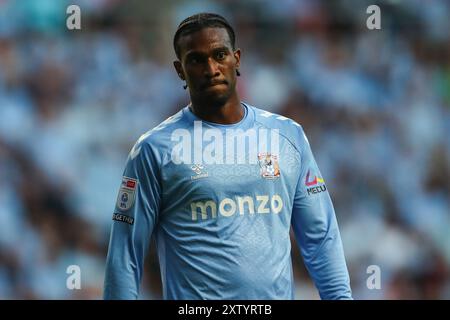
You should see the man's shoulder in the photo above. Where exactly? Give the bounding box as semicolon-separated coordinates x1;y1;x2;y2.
127;108;189;161
135;108;187;147
246;103;305;140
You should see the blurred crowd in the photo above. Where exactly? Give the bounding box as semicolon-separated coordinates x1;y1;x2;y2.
0;0;449;299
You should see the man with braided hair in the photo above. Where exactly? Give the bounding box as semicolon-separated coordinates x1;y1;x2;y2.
104;12;352;300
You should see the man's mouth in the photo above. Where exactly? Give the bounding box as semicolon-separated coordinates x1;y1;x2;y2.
203;80;227;89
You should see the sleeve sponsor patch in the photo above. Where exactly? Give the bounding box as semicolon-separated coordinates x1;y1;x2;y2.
305;169;327;195
112;213;134;225
116;177;138;211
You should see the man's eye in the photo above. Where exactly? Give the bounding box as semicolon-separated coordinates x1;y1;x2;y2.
216;51;226;60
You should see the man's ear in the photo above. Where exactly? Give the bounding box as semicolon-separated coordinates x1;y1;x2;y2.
173;60;185;80
233;48;241;69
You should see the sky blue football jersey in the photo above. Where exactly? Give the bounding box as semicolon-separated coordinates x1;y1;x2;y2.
104;102;352;300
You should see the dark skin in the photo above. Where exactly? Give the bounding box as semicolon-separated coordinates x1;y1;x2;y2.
174;27;242;124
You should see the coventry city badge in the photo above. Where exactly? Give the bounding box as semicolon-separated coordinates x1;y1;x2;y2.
258;153;280;179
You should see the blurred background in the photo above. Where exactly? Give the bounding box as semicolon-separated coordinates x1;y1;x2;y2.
0;0;449;299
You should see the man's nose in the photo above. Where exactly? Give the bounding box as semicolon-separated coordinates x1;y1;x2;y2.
204;57;220;77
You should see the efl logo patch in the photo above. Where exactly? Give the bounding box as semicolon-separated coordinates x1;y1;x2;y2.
258;153;280;179
116;176;138;211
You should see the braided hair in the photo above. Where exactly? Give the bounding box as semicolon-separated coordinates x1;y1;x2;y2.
173;13;236;59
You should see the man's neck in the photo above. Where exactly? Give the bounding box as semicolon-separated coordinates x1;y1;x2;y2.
190;94;244;125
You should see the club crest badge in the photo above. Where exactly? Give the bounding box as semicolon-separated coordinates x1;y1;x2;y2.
258;153;280;179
